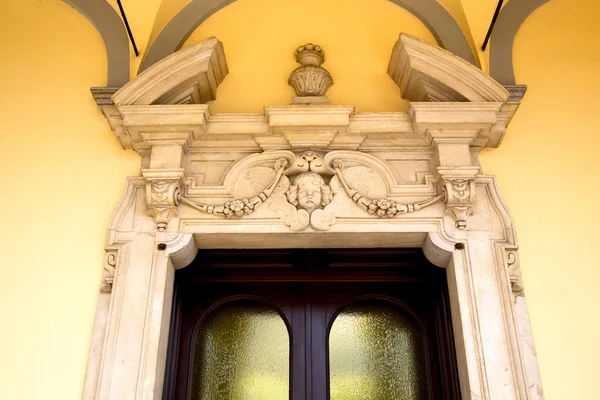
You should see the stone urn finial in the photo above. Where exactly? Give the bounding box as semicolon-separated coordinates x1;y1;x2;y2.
288;43;333;100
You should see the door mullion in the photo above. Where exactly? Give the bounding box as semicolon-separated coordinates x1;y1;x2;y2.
292;284;308;400
305;283;312;400
310;283;329;400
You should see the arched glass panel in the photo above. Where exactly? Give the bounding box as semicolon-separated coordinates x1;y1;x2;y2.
329;300;430;400
190;300;289;400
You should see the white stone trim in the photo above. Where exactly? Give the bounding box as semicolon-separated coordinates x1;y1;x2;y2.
83;35;544;399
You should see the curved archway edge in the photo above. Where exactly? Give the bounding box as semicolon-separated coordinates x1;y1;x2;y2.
489;0;551;85
62;0;130;86
141;0;476;71
61;0;547;92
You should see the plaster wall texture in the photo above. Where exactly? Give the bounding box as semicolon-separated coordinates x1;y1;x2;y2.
0;0;598;399
0;2;139;399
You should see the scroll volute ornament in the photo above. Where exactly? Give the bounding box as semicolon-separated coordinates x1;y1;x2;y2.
506;250;524;297
442;178;475;230
288;44;333;97
146;180;181;231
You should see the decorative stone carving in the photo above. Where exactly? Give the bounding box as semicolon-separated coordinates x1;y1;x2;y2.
113;37;228;106
388;33;509;103
179;151;443;232
442;177;476;230
332;159;444;218
180;158;288;218
86;33;546;400
507;249;524;297
288;43;333;97
146;180;181;231
269;170;334;232
100;250;118;293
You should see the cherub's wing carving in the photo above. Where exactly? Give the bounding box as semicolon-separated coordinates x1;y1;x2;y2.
310;209;335;231
342;166;378;197
309;176;356;231
272;174;291;195
266;176;309;231
237;167;278;197
268;193;310;231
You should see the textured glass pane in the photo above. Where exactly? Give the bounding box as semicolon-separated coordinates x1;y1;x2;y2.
329;300;430;400
191;300;289;400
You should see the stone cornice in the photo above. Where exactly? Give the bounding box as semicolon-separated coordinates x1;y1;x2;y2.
95;34;522;153
104;103;507;153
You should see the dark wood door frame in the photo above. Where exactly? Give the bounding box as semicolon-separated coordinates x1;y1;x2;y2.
163;249;461;400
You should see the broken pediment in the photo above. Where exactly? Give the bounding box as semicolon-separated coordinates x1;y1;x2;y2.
113;37;228;106
388;33;509;103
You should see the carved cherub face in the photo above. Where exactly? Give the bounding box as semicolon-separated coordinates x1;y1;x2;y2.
287;172;332;212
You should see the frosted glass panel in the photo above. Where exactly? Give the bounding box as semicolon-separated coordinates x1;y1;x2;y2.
329;300;430;400
191;300;289;400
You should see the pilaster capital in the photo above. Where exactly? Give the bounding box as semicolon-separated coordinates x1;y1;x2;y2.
409;102;504;148
119;105;210;153
142;169;186;231
437;166;479;230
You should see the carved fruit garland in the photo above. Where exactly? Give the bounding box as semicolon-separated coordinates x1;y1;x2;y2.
180;158;288;217
331;160;444;217
178;154;444;227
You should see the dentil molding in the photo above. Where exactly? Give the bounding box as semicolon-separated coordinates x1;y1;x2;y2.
84;34;544;400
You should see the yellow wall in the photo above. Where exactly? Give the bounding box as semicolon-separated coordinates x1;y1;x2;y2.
182;0;436;113
480;0;600;397
0;1;147;398
0;0;598;398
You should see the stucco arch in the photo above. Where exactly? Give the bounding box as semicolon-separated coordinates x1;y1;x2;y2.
141;0;476;71
62;0;130;86
489;0;551;85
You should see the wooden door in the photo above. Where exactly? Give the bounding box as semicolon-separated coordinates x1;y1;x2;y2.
163;249;460;400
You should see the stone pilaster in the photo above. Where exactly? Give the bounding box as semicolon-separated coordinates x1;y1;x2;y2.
409;103;501;230
116;105;210;231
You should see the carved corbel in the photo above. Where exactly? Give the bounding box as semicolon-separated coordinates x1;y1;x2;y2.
506;249;524;297
436;164;479;230
442;177;476;230
100;249;118;293
145;179;181;231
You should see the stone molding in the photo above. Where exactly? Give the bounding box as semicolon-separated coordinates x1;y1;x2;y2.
83;35;544;400
113;37;228;106
505;84;528;102
389;33;509;103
